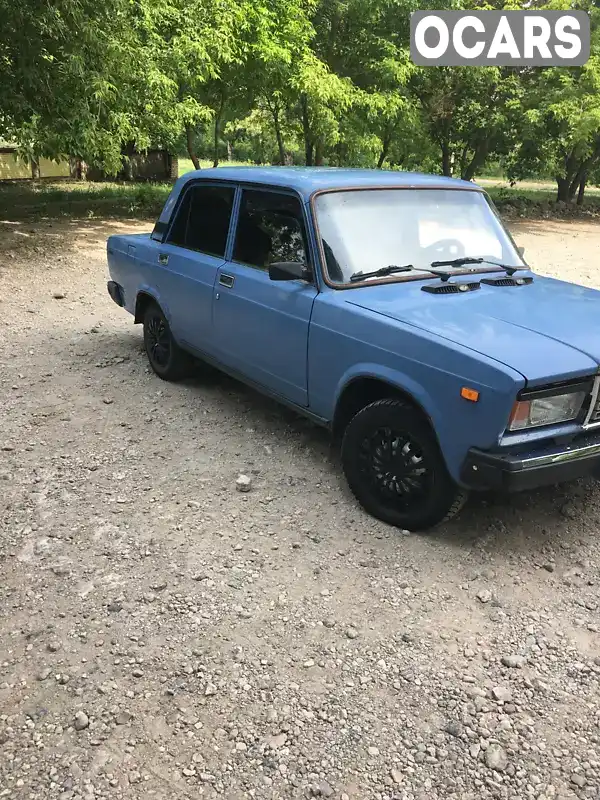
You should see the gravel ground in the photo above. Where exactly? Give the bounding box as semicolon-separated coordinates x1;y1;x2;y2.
2;216;600;800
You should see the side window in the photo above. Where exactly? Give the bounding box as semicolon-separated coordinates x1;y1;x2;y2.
233;189;308;270
166;184;234;258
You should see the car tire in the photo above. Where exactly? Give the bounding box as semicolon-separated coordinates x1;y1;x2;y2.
341;398;467;532
143;303;192;382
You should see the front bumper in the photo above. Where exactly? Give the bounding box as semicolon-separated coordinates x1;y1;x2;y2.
462;433;600;492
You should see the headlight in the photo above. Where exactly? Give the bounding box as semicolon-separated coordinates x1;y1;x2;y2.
508;390;586;431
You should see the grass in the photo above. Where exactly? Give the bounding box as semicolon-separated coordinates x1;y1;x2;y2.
178;158;253;175
0;158;253;221
478;176;600;215
2;170;600;223
484;183;600;217
0;180;172;222
478;175;600;196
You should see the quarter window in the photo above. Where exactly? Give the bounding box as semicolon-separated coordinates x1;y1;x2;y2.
233;189;308;270
166;184;234;258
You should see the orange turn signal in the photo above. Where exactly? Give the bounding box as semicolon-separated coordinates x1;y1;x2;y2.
461;387;480;402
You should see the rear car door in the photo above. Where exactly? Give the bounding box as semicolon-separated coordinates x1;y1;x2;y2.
212;187;318;407
154;182;235;354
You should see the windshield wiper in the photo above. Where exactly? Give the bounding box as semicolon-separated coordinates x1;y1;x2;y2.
349;257;525;285
430;257;524;276
349;263;413;283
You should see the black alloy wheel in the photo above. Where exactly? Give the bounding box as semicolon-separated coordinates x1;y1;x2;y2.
146;313;171;369
341;398;467;531
143;303;192;381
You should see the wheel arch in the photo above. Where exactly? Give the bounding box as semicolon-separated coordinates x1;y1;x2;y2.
134;288;167;324
331;370;440;448
338;390;467;531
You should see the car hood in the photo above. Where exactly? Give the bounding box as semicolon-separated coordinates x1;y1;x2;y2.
346;273;600;384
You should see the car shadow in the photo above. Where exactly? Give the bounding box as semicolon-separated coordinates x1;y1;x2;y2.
87;327;334;453
71;329;600;553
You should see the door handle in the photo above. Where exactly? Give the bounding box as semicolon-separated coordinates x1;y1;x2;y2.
219;273;235;289
158;253;169;266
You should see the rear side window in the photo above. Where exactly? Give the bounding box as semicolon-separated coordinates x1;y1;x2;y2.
166;184;235;258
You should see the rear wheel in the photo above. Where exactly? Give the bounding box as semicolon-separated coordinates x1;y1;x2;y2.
341;398;467;531
143;303;192;381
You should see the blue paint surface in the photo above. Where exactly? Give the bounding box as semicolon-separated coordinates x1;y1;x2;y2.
107;167;600;486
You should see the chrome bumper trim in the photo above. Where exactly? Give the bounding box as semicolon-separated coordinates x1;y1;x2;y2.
518;440;600;469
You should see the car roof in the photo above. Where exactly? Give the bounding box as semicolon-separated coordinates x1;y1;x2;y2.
182;166;477;195
156;167;482;228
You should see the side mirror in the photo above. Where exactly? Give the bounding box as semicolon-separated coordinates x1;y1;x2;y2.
517;246;525;257
268;261;312;282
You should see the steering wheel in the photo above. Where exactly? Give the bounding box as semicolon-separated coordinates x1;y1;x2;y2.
422;238;466;261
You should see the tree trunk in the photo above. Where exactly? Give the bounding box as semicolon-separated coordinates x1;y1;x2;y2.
300;95;313;166
461;141;489;182
577;173;587;205
31;159;40;180
569;156;598;203
186;125;200;170
213;89;227;168
571;140;600;204
441;142;452;177
274;115;286;165
213;117;220;168
556;148;580;202
377;132;392;169
75;159;87;180
556;176;571;203
568;169;583;201
265;97;286;165
458;142;469;180
314;141;324;166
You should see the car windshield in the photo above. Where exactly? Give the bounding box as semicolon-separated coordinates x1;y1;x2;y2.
314;188;525;285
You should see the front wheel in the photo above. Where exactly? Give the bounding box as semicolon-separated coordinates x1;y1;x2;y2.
341;398;467;531
143;303;192;381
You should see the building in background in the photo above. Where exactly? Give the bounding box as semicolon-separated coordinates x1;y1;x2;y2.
77;149;178;182
0;141;71;180
0;142;177;182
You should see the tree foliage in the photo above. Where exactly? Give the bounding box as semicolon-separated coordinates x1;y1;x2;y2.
1;0;599;201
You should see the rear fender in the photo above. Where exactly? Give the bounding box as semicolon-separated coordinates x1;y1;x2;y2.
134;285;173;327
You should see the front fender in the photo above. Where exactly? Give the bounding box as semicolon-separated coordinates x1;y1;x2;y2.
330;361;520;486
333;361;443;435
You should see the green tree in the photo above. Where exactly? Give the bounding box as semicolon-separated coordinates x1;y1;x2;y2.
412;66;524;179
0;0;150;172
508;57;600;202
300;0;415;167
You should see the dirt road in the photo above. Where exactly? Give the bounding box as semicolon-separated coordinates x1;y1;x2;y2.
1;217;600;800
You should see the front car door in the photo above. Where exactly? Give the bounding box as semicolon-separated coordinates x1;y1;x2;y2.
154;181;235;354
212;187;318;407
